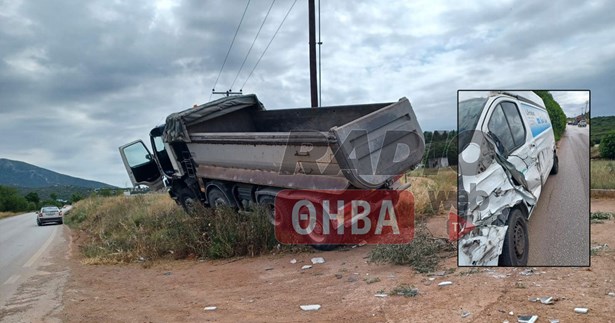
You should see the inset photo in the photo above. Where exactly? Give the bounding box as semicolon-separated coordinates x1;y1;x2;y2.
457;90;590;266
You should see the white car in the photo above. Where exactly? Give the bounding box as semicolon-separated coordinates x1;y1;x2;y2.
458;91;558;266
37;206;63;226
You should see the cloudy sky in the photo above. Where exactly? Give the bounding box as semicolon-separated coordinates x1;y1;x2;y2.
1;0;613;187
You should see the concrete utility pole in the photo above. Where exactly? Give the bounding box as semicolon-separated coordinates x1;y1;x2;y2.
308;0;318;108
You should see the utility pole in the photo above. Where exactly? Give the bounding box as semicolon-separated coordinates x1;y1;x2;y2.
308;0;318;108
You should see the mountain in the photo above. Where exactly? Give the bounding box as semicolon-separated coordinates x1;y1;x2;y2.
0;158;116;189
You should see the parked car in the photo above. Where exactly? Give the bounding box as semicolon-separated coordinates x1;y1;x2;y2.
458;91;558;266
36;206;63;226
578;120;587;127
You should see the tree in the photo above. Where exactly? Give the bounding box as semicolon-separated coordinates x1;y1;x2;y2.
71;193;83;203
533;91;567;141
50;192;58;201
0;186;29;212
25;192;40;205
599;132;615;159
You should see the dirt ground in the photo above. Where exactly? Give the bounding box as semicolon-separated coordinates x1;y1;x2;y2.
54;199;615;323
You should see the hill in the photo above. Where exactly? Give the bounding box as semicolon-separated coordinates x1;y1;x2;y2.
591;116;615;145
0;158;115;189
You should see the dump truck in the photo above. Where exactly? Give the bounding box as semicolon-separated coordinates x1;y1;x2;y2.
119;94;425;225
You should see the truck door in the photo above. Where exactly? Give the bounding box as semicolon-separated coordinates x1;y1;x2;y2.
484;101;542;197
119;140;164;190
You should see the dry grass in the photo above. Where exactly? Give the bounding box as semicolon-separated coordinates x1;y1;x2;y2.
0;211;19;220
402;167;457;218
66;194;277;264
591;160;615;189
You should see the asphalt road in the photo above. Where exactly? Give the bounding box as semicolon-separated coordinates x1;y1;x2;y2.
527;125;590;266
0;209;67;309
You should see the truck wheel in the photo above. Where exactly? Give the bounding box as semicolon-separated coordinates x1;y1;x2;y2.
257;195;277;225
37;219;42;226
179;188;197;214
309;220;339;251
550;154;559;175
498;208;529;266
208;187;231;208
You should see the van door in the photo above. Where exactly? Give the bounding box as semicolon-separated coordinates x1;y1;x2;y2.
119;140;164;190
484;101;542;197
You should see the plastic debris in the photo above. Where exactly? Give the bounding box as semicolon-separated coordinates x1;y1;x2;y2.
204;306;217;311
438;281;453;286
509;311;514;316
290;259;297;264
461;311;471;318
300;304;321;311
540;297;554;305
374;293;388;298
301;265;312;270
517;315;538;323
574;308;589;314
311;257;325;264
608;292;615;297
549;320;560;323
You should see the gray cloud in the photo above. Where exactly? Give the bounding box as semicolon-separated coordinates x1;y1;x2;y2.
0;0;613;186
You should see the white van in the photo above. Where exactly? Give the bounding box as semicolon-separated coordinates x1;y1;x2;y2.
458;91;558;266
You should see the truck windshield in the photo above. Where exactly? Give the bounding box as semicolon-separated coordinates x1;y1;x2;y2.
459;98;487;151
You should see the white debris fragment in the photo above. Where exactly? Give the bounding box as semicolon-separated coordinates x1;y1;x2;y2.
204;306;217;311
428;277;436;281
290;258;297;264
608;292;615;297
301;265;312;270
461;310;471;318
517;315;538;323
300;304;321;311
374;293;388;298
438;281;453;286
311;257;325;264
574;307;589;314
509;311;514;316
539;297;554;305
549;319;560;323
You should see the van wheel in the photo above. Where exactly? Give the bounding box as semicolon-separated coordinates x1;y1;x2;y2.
499;209;529;266
179;188;197;214
208;187;231;208
550;154;559;175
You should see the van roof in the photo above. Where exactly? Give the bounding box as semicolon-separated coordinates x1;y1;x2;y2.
491;91;546;110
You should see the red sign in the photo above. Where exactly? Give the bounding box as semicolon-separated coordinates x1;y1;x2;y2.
274;189;415;245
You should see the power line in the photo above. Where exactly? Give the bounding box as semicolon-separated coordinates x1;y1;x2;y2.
209;0;251;101
241;0;298;91
230;0;277;90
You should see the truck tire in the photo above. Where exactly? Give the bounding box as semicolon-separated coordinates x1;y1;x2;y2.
179;188;197;214
550;153;559;175
257;195;277;225
498;208;529;266
309;219;339;251
208;187;231;208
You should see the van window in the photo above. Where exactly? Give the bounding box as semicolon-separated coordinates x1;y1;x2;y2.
488;104;515;155
488;102;527;155
501;102;526;147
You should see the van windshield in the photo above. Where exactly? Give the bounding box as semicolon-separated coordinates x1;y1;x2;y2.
459;98;487;151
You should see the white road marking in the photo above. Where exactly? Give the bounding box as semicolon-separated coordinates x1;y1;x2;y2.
23;226;58;268
3;274;20;285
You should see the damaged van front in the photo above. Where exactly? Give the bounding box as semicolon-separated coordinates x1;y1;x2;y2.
458;91;558;266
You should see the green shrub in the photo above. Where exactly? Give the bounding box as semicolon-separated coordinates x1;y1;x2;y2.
369;226;454;273
599;132;615;159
